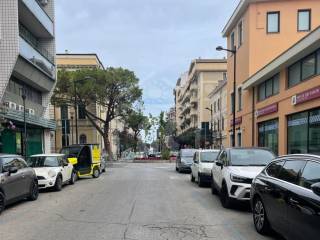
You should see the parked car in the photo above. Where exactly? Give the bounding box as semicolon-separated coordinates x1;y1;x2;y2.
251;154;320;240
211;148;275;208
28;154;77;191
0;154;38;214
191;149;220;187
176;149;197;173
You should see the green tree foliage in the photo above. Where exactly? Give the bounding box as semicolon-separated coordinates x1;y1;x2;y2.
52;68;143;160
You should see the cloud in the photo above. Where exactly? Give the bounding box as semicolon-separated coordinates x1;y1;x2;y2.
55;0;238;116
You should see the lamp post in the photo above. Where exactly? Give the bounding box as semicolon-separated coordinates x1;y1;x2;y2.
21;87;27;159
216;46;236;147
205;105;213;149
70;115;74;145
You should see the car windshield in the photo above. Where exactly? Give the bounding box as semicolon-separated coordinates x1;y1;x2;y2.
181;149;196;158
60;147;81;158
200;152;219;162
230;149;275;166
28;156;60;167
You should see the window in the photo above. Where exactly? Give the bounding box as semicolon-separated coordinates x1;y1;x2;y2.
62;134;69;147
299;161;320;189
288;49;320;88
288;108;320;155
217;120;220;131
223;72;227;81
8;78;42;104
278;160;306;184
258;119;279;155
266;160;284;178
301;53;316;80
222;117;225;131
230;32;235;51
60;105;68;120
230;93;235;113
298;10;311;32
238;87;242;111
78;104;86;119
237;132;242;147
214;102;216;113
238;20;243;47
217;99;220;111
80;134;87;144
267;12;280;33
258;74;279;101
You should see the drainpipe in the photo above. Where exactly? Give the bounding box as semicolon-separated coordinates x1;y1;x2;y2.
252;88;255;146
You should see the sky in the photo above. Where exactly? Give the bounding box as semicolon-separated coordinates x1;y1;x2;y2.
55;0;239;117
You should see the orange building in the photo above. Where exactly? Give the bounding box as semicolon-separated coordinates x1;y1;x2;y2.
222;0;320;155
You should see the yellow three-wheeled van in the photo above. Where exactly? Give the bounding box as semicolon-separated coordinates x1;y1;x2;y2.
60;144;101;178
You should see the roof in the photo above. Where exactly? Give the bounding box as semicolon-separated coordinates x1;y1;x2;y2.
30;154;65;157
243;25;320;89
56;53;105;69
188;59;227;75
278;154;320;160
222;0;269;37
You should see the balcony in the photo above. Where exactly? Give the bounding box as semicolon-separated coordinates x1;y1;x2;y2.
19;0;54;37
190;95;197;103
19;36;55;79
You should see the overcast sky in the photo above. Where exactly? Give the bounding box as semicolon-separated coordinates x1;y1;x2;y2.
55;0;238;117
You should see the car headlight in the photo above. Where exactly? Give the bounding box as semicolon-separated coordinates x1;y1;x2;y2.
230;173;249;183
48;170;57;178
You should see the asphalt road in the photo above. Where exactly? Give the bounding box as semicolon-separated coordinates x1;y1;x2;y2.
0;163;278;240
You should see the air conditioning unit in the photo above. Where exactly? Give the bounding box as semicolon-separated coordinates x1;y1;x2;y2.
18;105;24;112
38;0;48;6
26;109;35;115
4;101;17;110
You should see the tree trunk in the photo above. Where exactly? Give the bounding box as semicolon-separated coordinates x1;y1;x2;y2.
104;135;114;161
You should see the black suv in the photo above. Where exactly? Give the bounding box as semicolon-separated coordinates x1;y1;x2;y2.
251;154;320;240
0;154;39;214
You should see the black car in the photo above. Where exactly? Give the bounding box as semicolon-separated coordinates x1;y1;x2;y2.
176;149;197;173
251;154;320;240
0;154;39;214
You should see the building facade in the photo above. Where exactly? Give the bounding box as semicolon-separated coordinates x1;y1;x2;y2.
0;0;56;156
208;80;227;148
174;59;227;147
54;53;123;158
223;0;320;155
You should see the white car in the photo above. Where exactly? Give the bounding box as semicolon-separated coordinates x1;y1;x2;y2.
211;148;275;208
29;154;77;191
190;149;220;187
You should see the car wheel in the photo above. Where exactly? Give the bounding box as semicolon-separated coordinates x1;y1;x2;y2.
175;167;178;172
211;179;217;195
198;174;204;187
253;197;271;235
190;173;195;182
92;167;100;178
102;168;106;173
0;192;5;215
54;175;63;191
69;171;77;185
28;180;39;201
220;183;232;208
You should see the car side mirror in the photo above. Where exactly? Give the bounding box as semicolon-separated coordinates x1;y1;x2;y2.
8;166;18;175
311;183;320;196
216;161;223;167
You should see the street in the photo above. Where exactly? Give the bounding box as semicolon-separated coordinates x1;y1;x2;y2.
0;163;276;240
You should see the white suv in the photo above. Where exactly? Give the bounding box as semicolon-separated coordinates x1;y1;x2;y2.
29;154;77;191
211;148;275;208
190;149;220;187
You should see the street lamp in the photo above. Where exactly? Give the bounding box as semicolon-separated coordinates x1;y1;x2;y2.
205;105;213;149
216;46;237;147
20;87;27;159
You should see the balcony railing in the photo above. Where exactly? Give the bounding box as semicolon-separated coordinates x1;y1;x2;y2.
20;0;54;36
19;36;55;78
19;24;54;63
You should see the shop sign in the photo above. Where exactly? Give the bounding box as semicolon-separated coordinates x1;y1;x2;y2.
230;117;242;127
292;86;320;105
256;103;278;118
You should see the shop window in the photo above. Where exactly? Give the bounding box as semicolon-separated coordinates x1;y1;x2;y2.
237;132;242;147
267;12;280;33
298;10;311;32
308;109;320;155
258;119;279;155
288;112;309;154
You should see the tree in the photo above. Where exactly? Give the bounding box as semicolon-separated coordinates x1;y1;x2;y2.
52;68;143;161
126;110;150;152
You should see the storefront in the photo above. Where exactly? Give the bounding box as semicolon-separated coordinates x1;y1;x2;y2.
287;108;320;155
258;119;279;155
